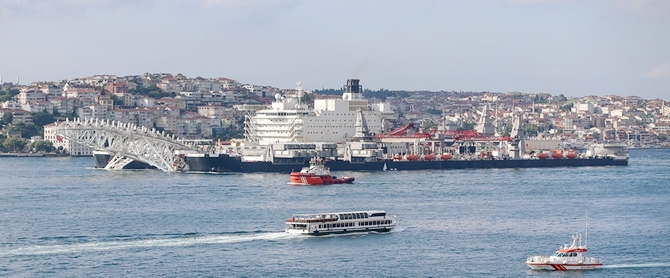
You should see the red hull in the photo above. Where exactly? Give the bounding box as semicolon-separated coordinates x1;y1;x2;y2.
289;173;355;185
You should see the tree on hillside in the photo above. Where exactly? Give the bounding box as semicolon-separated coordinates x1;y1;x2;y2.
33;110;56;126
426;108;442;115
458;122;475;130
31;141;55;153
8;123;40;138
524;124;538;137
3;137;26;152
421;119;438;130
560;103;574;112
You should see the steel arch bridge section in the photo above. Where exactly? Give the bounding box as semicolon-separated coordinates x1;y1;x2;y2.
52;118;198;172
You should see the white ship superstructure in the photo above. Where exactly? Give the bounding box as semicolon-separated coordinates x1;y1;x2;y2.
243;86;310;144
244;79;395;145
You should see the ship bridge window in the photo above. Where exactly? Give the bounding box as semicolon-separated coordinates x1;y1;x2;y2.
370;212;386;217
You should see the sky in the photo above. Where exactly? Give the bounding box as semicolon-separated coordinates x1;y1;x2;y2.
1;0;669;100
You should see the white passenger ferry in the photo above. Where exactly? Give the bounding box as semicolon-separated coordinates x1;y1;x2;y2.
285;210;396;235
526;232;603;271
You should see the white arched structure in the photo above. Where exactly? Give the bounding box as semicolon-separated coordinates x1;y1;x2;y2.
51;118;198;172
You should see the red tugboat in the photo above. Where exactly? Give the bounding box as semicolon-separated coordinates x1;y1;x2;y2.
289;159;354;185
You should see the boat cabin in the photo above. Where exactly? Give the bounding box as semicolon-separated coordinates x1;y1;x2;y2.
286;210;395;235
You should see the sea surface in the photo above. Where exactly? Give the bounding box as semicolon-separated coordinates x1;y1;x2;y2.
1;149;669;277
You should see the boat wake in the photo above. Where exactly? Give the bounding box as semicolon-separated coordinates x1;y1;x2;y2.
602;263;670;269
0;231;296;257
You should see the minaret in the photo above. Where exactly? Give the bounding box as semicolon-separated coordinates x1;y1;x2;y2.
16;75;19;85
296;81;302;104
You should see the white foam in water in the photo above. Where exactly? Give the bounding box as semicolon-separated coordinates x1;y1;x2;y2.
602;263;670;269
0;232;297;257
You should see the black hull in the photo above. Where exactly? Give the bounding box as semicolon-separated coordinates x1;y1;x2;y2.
305;227;393;236
93;153;156;170
185;154;628;173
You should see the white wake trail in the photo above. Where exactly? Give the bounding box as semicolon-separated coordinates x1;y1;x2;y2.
602;263;670;269
0;232;296;257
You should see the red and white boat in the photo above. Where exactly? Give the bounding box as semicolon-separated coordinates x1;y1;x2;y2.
526;232;602;271
289;159;354;185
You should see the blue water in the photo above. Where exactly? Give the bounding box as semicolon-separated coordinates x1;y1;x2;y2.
1;149;669;277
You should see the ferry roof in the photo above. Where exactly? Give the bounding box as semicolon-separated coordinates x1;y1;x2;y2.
291;210;387;217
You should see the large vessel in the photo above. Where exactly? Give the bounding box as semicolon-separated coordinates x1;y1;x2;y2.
285;210;396;235
526;232;603;271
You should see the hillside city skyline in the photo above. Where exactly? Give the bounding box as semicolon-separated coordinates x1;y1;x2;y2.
2;71;669;157
1;72;668;102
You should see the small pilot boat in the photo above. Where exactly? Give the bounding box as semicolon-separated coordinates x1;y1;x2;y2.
285;210;396;235
526;232;602;271
289;159;354;185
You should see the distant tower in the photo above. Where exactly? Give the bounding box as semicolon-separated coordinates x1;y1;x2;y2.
296;81;303;104
16;75;19;85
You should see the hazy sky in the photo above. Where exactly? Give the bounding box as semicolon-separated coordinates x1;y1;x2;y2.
1;0;669;99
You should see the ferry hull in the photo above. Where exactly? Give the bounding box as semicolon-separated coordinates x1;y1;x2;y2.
185;155;628;173
526;263;602;271
287;227;393;236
